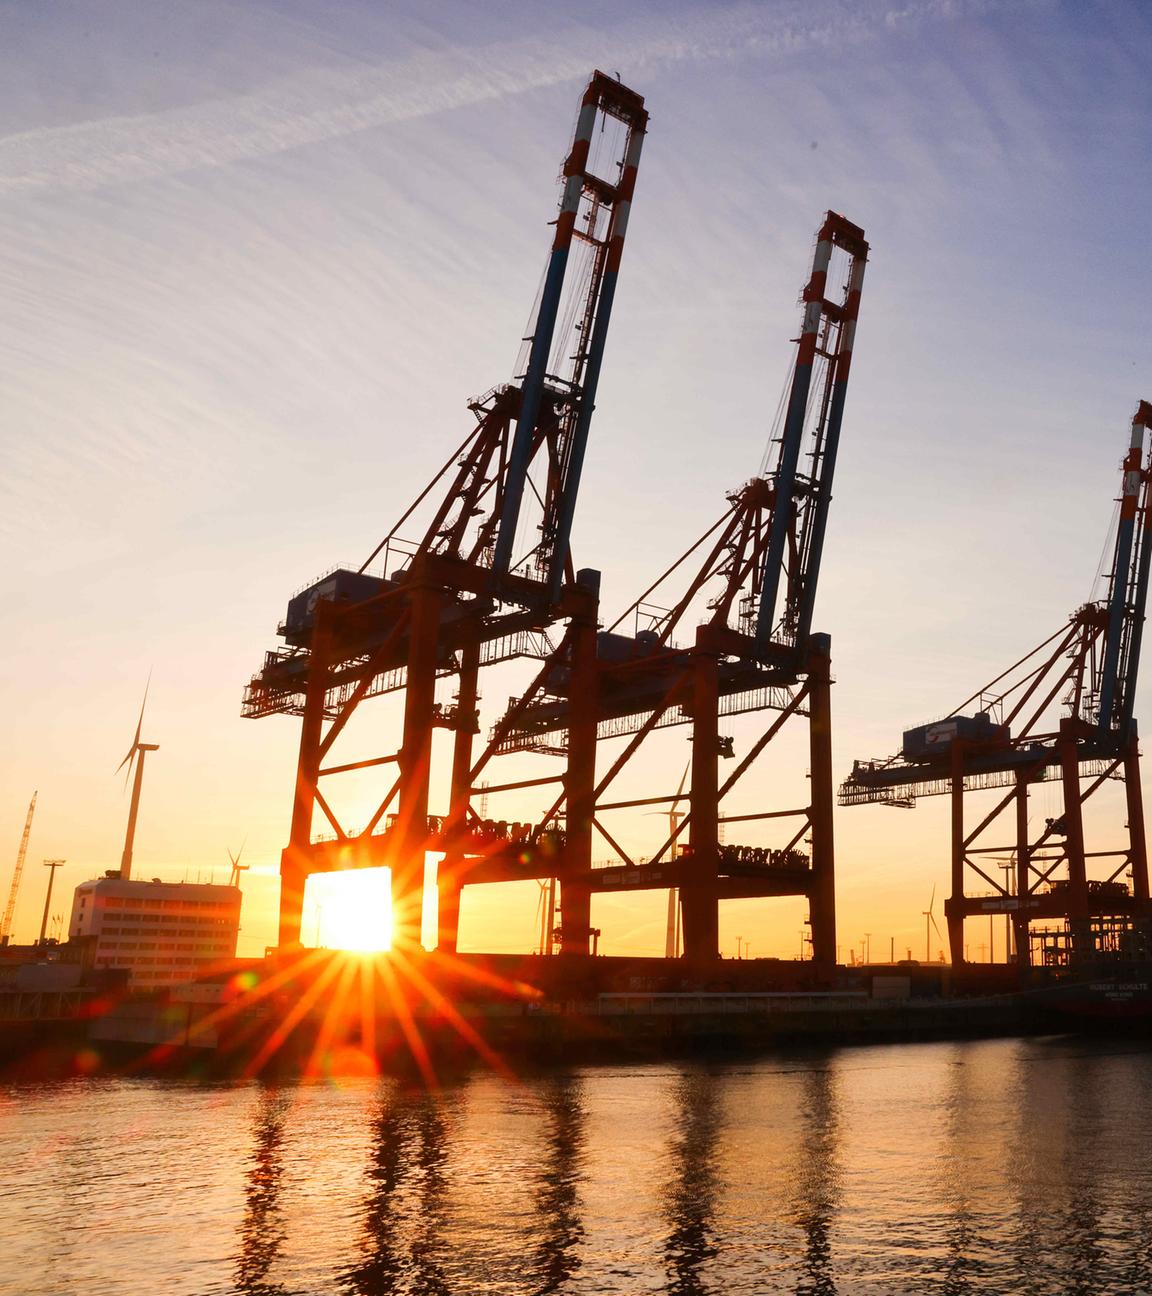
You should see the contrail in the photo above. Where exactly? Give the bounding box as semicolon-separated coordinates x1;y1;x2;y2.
0;0;992;196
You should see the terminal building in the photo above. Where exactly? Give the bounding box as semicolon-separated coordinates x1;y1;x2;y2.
68;875;241;990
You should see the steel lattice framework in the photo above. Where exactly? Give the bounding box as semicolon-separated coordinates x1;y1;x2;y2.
840;402;1152;967
242;72;649;950
445;213;869;967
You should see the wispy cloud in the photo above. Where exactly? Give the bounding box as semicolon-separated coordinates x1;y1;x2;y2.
0;0;995;197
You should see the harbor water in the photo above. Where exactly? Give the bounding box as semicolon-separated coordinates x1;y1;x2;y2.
3;1034;1152;1295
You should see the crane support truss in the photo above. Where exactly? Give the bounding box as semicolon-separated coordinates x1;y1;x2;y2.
840;403;1152;968
242;72;648;951
443;213;867;969
432;624;832;961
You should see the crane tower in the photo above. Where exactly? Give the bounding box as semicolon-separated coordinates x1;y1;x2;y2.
446;212;868;965
242;72;649;951
840;402;1152;968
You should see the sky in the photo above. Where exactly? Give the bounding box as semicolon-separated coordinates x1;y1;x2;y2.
2;0;1151;960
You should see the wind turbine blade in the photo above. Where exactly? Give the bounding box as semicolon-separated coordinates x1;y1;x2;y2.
131;678;148;750
533;882;546;945
928;883;936;914
116;675;150;776
673;760;690;807
930;914;945;941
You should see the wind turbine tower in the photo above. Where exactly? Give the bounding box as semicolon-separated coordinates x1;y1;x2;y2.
923;885;944;964
117;686;159;881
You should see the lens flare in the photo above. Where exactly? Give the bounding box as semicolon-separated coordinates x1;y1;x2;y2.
306;868;393;952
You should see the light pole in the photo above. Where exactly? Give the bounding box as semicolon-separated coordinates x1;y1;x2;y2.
39;860;65;944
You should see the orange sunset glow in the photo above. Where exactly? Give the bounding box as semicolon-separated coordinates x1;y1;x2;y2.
2;0;1149;977
6;6;1152;1295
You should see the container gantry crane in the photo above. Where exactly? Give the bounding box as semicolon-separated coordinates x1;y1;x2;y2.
242;72;648;951
449;212;868;964
840;402;1152;968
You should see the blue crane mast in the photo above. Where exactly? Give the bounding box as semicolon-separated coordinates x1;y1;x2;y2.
1097;401;1152;737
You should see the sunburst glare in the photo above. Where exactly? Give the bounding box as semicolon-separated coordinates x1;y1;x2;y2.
304;869;393;951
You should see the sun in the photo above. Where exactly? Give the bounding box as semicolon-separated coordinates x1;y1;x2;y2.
305;868;393;952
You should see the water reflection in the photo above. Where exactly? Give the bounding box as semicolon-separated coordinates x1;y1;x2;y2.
1008;1044;1094;1295
662;1068;722;1294
793;1063;841;1296
530;1075;587;1293
997;1040;1152;1296
17;1040;1152;1295
935;1049;989;1296
235;1086;292;1296
341;1084;451;1295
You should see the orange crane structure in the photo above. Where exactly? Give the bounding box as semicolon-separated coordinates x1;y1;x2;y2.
452;212;869;968
242;72;649;952
1;792;37;945
840;403;1152;969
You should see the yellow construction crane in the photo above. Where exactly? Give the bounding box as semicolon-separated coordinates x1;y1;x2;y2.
2;792;37;944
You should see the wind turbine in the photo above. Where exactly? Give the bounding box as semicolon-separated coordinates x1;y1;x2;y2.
533;877;557;956
923;884;944;963
116;681;159;881
648;761;690;959
227;845;249;889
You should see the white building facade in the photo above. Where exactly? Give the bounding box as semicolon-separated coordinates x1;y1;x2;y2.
69;876;241;990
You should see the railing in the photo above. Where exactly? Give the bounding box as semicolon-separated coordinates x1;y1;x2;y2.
245;627;557;722
594;991;870;1016
840;764;1057;806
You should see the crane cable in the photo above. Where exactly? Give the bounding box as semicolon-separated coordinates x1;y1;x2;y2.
759;351;796;479
1089;499;1121;606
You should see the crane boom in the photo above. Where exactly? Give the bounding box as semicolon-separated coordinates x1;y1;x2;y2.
2;792;37;943
243;72;649;724
600;210;868;670
756;212;868;652
493;72;648;596
1097;400;1152;736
